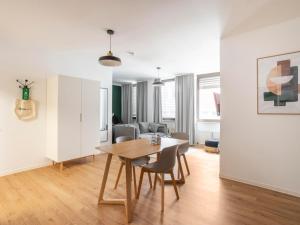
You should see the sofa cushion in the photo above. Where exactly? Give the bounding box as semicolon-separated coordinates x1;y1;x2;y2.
157;125;167;133
139;122;149;133
148;123;167;134
148;123;157;132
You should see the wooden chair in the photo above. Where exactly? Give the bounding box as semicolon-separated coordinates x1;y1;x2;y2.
114;136;152;196
171;132;190;178
136;145;179;212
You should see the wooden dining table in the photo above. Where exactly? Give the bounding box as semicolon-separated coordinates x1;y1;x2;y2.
95;137;188;223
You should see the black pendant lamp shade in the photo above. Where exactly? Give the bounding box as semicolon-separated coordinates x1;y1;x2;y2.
152;67;164;86
99;29;122;67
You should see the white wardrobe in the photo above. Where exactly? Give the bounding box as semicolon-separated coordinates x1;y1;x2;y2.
46;75;100;166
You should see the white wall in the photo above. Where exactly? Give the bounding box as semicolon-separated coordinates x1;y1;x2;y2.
220;17;300;197
0;44;112;176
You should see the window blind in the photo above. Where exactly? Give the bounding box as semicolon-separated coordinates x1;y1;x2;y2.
198;76;220;89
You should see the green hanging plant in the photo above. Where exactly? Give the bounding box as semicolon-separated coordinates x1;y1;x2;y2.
16;79;34;100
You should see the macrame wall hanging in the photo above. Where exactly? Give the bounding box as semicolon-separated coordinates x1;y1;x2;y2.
15;79;37;121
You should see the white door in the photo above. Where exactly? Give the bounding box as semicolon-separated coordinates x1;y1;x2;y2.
81;79;100;156
58;76;82;161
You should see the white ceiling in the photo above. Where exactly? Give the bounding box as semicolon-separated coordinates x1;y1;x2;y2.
1;0;300;82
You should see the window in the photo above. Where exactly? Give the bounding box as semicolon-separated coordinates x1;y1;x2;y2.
132;85;137;117
161;80;175;119
198;75;220;120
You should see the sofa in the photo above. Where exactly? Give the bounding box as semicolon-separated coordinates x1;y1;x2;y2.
112;122;168;143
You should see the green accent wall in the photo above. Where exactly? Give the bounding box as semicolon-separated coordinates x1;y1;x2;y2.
112;85;122;120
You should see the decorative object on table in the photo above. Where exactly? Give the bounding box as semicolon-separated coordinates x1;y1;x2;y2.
204;139;219;153
156;134;161;145
257;51;300;114
15;79;37;121
98;29;122;67
151;134;161;145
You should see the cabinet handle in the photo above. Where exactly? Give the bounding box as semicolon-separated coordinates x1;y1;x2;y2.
80;113;82;122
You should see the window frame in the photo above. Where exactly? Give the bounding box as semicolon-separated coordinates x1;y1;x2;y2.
197;73;220;122
161;78;176;120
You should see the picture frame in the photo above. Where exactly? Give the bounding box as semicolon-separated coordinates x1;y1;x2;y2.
257;50;300;115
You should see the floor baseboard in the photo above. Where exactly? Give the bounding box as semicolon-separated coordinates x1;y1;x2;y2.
219;173;300;198
0;161;51;177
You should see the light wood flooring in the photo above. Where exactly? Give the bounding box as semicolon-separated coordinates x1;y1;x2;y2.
0;148;300;225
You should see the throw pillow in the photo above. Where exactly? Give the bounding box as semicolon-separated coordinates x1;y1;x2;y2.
139;122;149;133
157;125;166;133
148;123;157;133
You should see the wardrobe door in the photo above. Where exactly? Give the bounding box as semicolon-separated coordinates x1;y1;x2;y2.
57;76;82;161
81;79;100;157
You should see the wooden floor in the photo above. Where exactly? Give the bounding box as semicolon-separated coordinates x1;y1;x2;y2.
0;148;300;225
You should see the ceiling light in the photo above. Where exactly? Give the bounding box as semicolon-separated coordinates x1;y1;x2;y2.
152;67;164;86
98;29;121;67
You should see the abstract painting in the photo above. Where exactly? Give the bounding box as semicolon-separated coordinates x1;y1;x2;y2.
257;51;300;114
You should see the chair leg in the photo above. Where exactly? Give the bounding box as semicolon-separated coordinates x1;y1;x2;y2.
161;173;165;212
170;171;179;200
132;166;137;196
114;162;124;189
136;168;145;199
183;154;190;175
177;152;185;183
147;172;153;188
177;162;180;179
153;173;158;190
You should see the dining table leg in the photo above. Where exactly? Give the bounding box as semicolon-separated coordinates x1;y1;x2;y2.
98;153;113;204
125;158;133;223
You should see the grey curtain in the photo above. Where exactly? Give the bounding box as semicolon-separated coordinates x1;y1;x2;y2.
136;81;148;122
153;86;162;123
175;74;195;144
121;84;133;124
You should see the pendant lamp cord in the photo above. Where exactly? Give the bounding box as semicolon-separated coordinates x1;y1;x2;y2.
109;34;112;52
157;67;160;79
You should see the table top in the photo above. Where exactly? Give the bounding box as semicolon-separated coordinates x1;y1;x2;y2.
96;137;188;159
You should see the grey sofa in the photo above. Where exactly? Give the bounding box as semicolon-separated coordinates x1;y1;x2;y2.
112;122;168;143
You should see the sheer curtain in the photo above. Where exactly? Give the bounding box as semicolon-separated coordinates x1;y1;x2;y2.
175;74;195;144
136;81;148;122
153;86;162;123
121;84;132;124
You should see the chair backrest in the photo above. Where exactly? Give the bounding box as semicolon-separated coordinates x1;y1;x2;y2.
157;145;178;172
113;125;135;143
171;132;189;154
116;136;133;143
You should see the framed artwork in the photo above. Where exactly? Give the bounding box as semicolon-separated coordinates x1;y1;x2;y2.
257;51;300;114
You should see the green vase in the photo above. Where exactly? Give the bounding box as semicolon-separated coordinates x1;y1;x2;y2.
22;87;30;100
